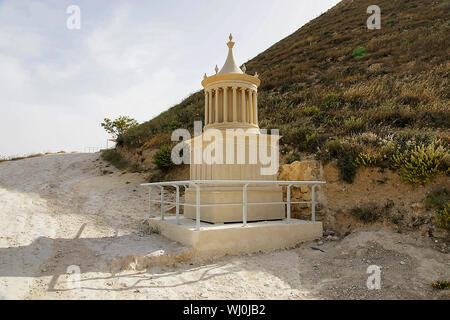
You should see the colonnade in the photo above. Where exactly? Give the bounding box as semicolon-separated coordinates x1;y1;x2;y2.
204;86;258;126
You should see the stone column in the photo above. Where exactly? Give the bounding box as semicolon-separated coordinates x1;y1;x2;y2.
208;90;213;124
248;90;254;124
241;88;246;123
204;91;208;125
223;86;228;123
254;91;258;126
214;88;219;123
232;87;237;122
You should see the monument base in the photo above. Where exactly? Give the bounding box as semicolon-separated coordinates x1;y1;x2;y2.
148;216;323;255
184;185;285;223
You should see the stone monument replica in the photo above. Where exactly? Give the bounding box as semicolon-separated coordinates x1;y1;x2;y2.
184;35;285;223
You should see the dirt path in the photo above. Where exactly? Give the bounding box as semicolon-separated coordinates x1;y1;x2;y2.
0;153;448;299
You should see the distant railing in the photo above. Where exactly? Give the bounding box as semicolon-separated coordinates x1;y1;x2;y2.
140;180;326;231
84;147;102;153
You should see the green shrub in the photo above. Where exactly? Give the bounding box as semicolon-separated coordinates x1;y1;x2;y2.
431;280;449;290
351;205;380;223
283;126;326;153
424;188;449;211
352;46;366;59
318;139;362;183
303;105;320;116
343;116;365;134
391;141;449;184
101;149;130;170
435;205;449;230
152;145;174;171
321;94;342;109
354;151;382;167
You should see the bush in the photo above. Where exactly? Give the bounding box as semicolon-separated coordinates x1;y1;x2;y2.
354;152;382;167
321;94;342;109
343;116;365;134
431;280;449;290
303;105;320;116
435;205;449;230
351;205;381;223
352;46;366;60
391;141;449;184
424;189;449;211
283;126;326;153
152;145;174;171
101;149;130;170
318;139;362;183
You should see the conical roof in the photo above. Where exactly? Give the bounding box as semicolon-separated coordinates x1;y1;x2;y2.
218;34;244;75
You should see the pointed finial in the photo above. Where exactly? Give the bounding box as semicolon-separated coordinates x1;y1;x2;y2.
241;64;246;73
203;73;207;79
254;72;259;78
215;65;219;74
227;33;235;49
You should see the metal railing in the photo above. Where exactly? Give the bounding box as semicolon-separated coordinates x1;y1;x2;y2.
140;180;326;231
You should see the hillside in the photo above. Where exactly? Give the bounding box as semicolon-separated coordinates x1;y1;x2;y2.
117;0;449;182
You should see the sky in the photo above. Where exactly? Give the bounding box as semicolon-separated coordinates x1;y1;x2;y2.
0;0;340;157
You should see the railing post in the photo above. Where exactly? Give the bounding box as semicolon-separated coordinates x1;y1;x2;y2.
148;187;153;218
242;183;248;227
311;184;317;222
160;186;165;221
174;185;180;225
287;184;292;223
195;184;200;231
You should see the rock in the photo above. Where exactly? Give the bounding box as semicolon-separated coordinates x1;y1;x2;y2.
278;160;321;181
400;261;405;265
411;203;425;213
327;235;339;241
323;230;335;236
148;249;165;257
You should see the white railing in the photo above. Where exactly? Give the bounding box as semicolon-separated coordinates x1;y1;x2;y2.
140;180;326;231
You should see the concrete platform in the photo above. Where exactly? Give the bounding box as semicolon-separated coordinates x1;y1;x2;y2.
148;216;323;255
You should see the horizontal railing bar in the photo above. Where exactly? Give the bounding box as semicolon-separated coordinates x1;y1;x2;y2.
141;180;326;187
150;200;311;206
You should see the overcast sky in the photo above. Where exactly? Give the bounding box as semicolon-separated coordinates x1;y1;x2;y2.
0;0;340;157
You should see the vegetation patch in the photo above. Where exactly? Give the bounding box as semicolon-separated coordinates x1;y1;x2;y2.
302;105;320;116
352;46;366;60
431;280;449;290
101;149;130;170
350;203;392;224
318;139;362;183
435;206;449;231
152;145;175;171
391;140;449;184
351;206;380;223
424;188;449;230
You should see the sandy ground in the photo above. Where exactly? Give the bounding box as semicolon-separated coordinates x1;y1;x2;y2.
0;153;448;300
